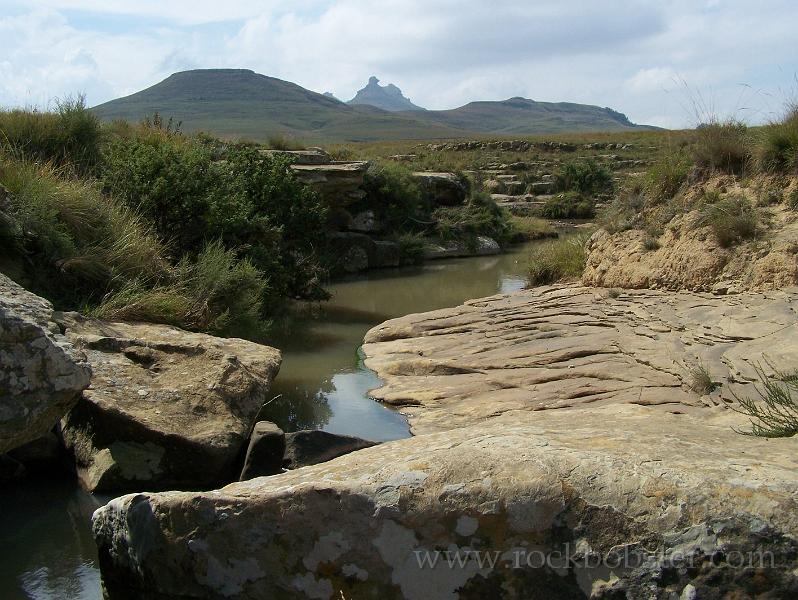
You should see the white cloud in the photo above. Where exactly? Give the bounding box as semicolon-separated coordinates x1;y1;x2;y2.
1;0;797;128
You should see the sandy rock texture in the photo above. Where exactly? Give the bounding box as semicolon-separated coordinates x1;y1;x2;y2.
0;273;91;453
58;312;281;492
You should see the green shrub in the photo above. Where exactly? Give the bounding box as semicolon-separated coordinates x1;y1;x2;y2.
692;120;750;175
360;161;426;233
527;233;590;286
540;191;595;219
266;133;305;150
433;192;511;246
507;215;556;242
0;96;101;171
697;195;760;247
755;105;798;175
554;159;613;195
99;131;329;307
733;363;798;437
395;232;427;265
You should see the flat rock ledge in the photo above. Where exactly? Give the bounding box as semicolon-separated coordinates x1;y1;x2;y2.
92;285;798;598
93;406;798;599
363;284;798;435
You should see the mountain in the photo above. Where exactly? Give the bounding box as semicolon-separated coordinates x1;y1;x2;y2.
347;76;425;112
404;97;643;135
92;69;655;141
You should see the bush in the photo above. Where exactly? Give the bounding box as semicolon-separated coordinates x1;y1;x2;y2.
733;363;798;437
360;161;426;233
433;192;511;246
527;233;590;286
0;96;101;172
697;195;760;247
395;232;427;265
554;159;613;195
99;130;329;307
692;120;750;175
507;215;556;242
266;133;305;150
540;192;595;219
755;105;798;175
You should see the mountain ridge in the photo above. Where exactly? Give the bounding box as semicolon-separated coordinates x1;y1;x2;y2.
91;68;657;141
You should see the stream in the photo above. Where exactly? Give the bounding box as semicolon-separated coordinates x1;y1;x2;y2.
0;241;538;599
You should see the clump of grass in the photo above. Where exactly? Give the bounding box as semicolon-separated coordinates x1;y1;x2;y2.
434;192;511;246
754;104;798;175
645;150;691;202
540;191;595;219
733;363;798;437
688;362;720;395
642;236;661;251
95;241;268;338
692;119;750;176
554;159;613;195
697;195;760;247
507;215;556;242
0;96;101;172
527;233;590;286
606;288;622;299
788;186;798;210
394;232;427;265
266;133;305;151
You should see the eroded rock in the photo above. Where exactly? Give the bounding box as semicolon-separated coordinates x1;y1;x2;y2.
412;172;467;206
0;273;91;453
283;430;377;469
240;421;285;480
58;313;281;492
92;405;798;599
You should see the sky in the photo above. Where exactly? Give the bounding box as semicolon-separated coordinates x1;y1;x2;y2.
1;0;797;129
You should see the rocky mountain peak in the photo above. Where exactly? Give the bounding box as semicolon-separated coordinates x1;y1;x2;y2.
347;76;425;112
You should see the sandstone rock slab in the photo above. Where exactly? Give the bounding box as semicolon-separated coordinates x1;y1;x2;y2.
58;313;281;493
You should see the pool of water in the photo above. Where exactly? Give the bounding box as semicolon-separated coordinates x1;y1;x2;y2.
0;241;537;599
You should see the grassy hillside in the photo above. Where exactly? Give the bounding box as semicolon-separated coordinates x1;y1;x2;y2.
92;69;654;142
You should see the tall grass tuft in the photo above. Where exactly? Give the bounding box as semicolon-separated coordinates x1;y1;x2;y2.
692;119;750;176
527;233;590;286
697;195;760;247
754;104;798;175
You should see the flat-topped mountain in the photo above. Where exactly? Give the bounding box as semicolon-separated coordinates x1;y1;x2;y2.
92;69;655;141
347;76;425;112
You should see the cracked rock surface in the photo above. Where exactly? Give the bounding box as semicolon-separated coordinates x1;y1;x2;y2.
363;284;798;435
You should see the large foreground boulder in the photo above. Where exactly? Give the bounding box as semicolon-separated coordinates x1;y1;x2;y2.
92;405;798;599
0;273;91;453
58;313;281;493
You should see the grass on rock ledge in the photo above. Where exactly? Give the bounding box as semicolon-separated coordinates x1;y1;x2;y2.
527;232;591;286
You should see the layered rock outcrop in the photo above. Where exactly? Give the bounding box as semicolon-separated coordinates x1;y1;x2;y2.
58;313;281;492
0;273;91;453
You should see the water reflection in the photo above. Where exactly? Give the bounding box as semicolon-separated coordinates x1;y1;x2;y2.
259;243;534;441
0;479;107;600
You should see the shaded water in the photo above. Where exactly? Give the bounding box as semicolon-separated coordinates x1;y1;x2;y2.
1;242;536;599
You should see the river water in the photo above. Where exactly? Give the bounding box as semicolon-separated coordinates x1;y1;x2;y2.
0;242;537;599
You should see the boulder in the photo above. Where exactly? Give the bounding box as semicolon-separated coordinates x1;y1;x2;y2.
411;172;467;206
7;431;66;474
0;273;91;453
350;209;382;233
58;313;281;493
328;233;401;273
239;421;285;480
423;236;500;260
283;430;377;469
292;162;369;206
92;405;798;599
